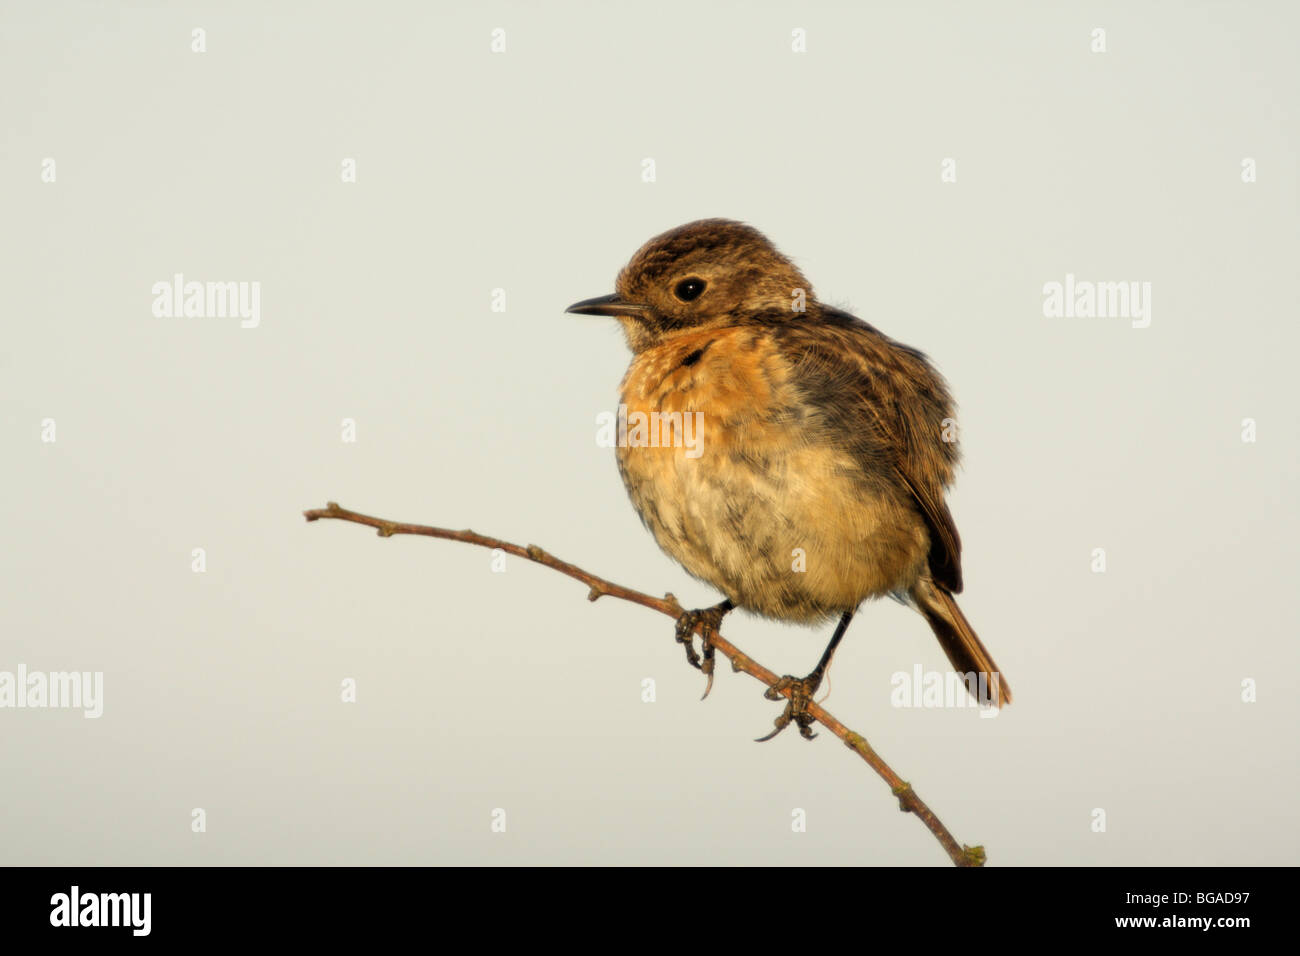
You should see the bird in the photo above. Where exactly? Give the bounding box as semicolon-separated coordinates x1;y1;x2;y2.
566;219;1011;740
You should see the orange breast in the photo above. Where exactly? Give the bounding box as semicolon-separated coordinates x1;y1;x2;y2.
615;326;929;620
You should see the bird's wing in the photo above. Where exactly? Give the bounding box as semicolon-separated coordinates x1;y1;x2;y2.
890;463;963;593
771;308;965;593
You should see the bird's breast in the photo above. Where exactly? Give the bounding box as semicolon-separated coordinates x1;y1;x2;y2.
614;327;928;621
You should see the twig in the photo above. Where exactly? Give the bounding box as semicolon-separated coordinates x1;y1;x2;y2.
304;501;987;867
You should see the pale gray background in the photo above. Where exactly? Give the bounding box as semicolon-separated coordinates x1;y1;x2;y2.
2;0;1296;866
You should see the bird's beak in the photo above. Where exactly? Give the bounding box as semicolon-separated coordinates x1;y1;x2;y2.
565;293;649;317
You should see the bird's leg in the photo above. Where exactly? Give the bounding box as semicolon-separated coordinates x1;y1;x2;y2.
674;598;734;700
757;610;855;742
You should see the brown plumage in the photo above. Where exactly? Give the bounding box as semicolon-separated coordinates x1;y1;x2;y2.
568;219;1010;730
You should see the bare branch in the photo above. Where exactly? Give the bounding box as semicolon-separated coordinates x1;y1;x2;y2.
304;501;987;867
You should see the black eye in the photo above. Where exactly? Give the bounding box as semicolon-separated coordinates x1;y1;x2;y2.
674;277;707;302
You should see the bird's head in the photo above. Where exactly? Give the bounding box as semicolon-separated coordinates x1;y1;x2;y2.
566;219;815;353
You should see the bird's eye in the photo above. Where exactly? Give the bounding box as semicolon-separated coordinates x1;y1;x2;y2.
674;277;707;302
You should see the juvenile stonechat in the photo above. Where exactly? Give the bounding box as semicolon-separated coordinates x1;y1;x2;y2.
568;219;1011;740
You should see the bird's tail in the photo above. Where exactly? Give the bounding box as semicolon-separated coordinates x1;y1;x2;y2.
911;578;1012;708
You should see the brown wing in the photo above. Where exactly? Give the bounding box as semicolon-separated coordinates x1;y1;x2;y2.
892;465;963;593
770;308;965;593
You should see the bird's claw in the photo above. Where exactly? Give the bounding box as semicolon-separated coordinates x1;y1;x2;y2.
755;675;821;741
674;602;731;700
673;611;704;668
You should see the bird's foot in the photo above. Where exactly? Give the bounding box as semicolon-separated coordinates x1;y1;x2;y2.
673;599;734;700
756;672;823;742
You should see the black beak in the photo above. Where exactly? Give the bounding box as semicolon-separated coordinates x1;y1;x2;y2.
565;293;649;317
